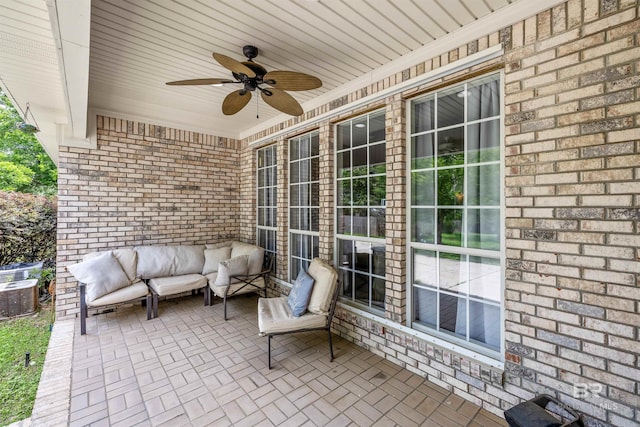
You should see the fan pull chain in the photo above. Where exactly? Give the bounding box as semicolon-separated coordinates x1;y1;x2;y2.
256;95;259;119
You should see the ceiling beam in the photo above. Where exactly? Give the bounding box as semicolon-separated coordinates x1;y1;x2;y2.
46;0;91;144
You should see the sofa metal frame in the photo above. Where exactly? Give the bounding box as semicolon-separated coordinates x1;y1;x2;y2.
79;282;152;335
264;282;340;369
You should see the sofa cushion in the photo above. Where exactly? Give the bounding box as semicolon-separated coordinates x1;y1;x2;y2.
173;245;205;275
206;241;232;249
287;270;315;317
88;280;148;307
202;246;232;275
230;242;264;275
148;274;207;296
307;258;339;316
68;252;131;304
214;255;249;286
135;246;175;279
258;297;327;334
83;249;138;283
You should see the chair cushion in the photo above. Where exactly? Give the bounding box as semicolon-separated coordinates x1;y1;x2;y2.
83;249;138;282
148;274;207;296
230;242;264;275
68;252;131;304
214;255;249;286
88;280;148;307
307;258;339;315
258;297;327;334
287;270;315;317
202;246;231;275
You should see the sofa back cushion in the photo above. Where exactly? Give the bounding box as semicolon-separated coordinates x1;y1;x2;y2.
307;258;338;316
173;245;205;275
231;242;265;275
84;249;138;282
206;241;232;250
135;245;206;279
202;246;231;275
136;246;174;279
69;252;131;304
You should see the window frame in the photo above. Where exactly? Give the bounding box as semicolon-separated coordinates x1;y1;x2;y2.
406;72;506;360
334;109;387;314
288;131;320;281
256;144;278;258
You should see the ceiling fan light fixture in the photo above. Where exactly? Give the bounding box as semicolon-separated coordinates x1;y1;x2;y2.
166;45;321;117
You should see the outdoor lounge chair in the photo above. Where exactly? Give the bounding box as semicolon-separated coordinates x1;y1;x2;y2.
257;258;339;369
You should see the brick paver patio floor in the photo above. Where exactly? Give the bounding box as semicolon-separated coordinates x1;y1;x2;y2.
55;294;508;426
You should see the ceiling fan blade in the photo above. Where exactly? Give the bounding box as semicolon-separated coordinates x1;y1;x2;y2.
263;71;322;91
166;78;235;85
222;90;252;115
213;53;256;78
261;88;303;116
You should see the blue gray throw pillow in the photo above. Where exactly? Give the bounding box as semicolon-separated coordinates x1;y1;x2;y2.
287;270;315;317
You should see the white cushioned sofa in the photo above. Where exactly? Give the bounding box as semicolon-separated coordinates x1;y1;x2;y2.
68;241;267;334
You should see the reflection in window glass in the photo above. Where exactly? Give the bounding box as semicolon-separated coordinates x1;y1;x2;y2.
289;132;320;281
411;134;434;170
338;239;386;312
336;110;386;312
409;73;502;356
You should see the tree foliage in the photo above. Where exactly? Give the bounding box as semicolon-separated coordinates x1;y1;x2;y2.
0;191;57;266
0;94;57;195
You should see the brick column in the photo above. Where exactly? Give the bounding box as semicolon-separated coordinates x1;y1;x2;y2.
238;140;256;243
276;136;289;281
385;94;407;323
318;120;335;263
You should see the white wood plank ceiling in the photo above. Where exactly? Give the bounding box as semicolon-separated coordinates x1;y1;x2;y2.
87;0;516;138
2;0;569;157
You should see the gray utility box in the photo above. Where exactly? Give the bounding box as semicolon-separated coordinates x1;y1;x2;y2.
0;279;39;317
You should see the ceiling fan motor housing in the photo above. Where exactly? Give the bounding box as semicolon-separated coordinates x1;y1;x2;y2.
242;45;259;60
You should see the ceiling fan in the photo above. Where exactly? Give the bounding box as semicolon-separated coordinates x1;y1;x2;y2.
166;45;322;117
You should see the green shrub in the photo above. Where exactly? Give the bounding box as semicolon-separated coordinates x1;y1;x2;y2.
0;191;56;267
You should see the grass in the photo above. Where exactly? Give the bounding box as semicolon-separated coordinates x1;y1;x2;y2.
0;303;52;426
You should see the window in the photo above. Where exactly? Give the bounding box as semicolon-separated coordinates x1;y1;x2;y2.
289;132;320;280
336;110;386;313
257;145;277;257
409;73;503;356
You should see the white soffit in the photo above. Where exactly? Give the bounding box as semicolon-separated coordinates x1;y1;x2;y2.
0;0;66;163
241;0;568;140
86;0;567;140
47;0;91;144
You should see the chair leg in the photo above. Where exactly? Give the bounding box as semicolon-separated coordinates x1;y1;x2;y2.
328;329;334;362
153;294;159;318
80;285;87;335
268;335;272;369
223;294;228;320
146;295;152;320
